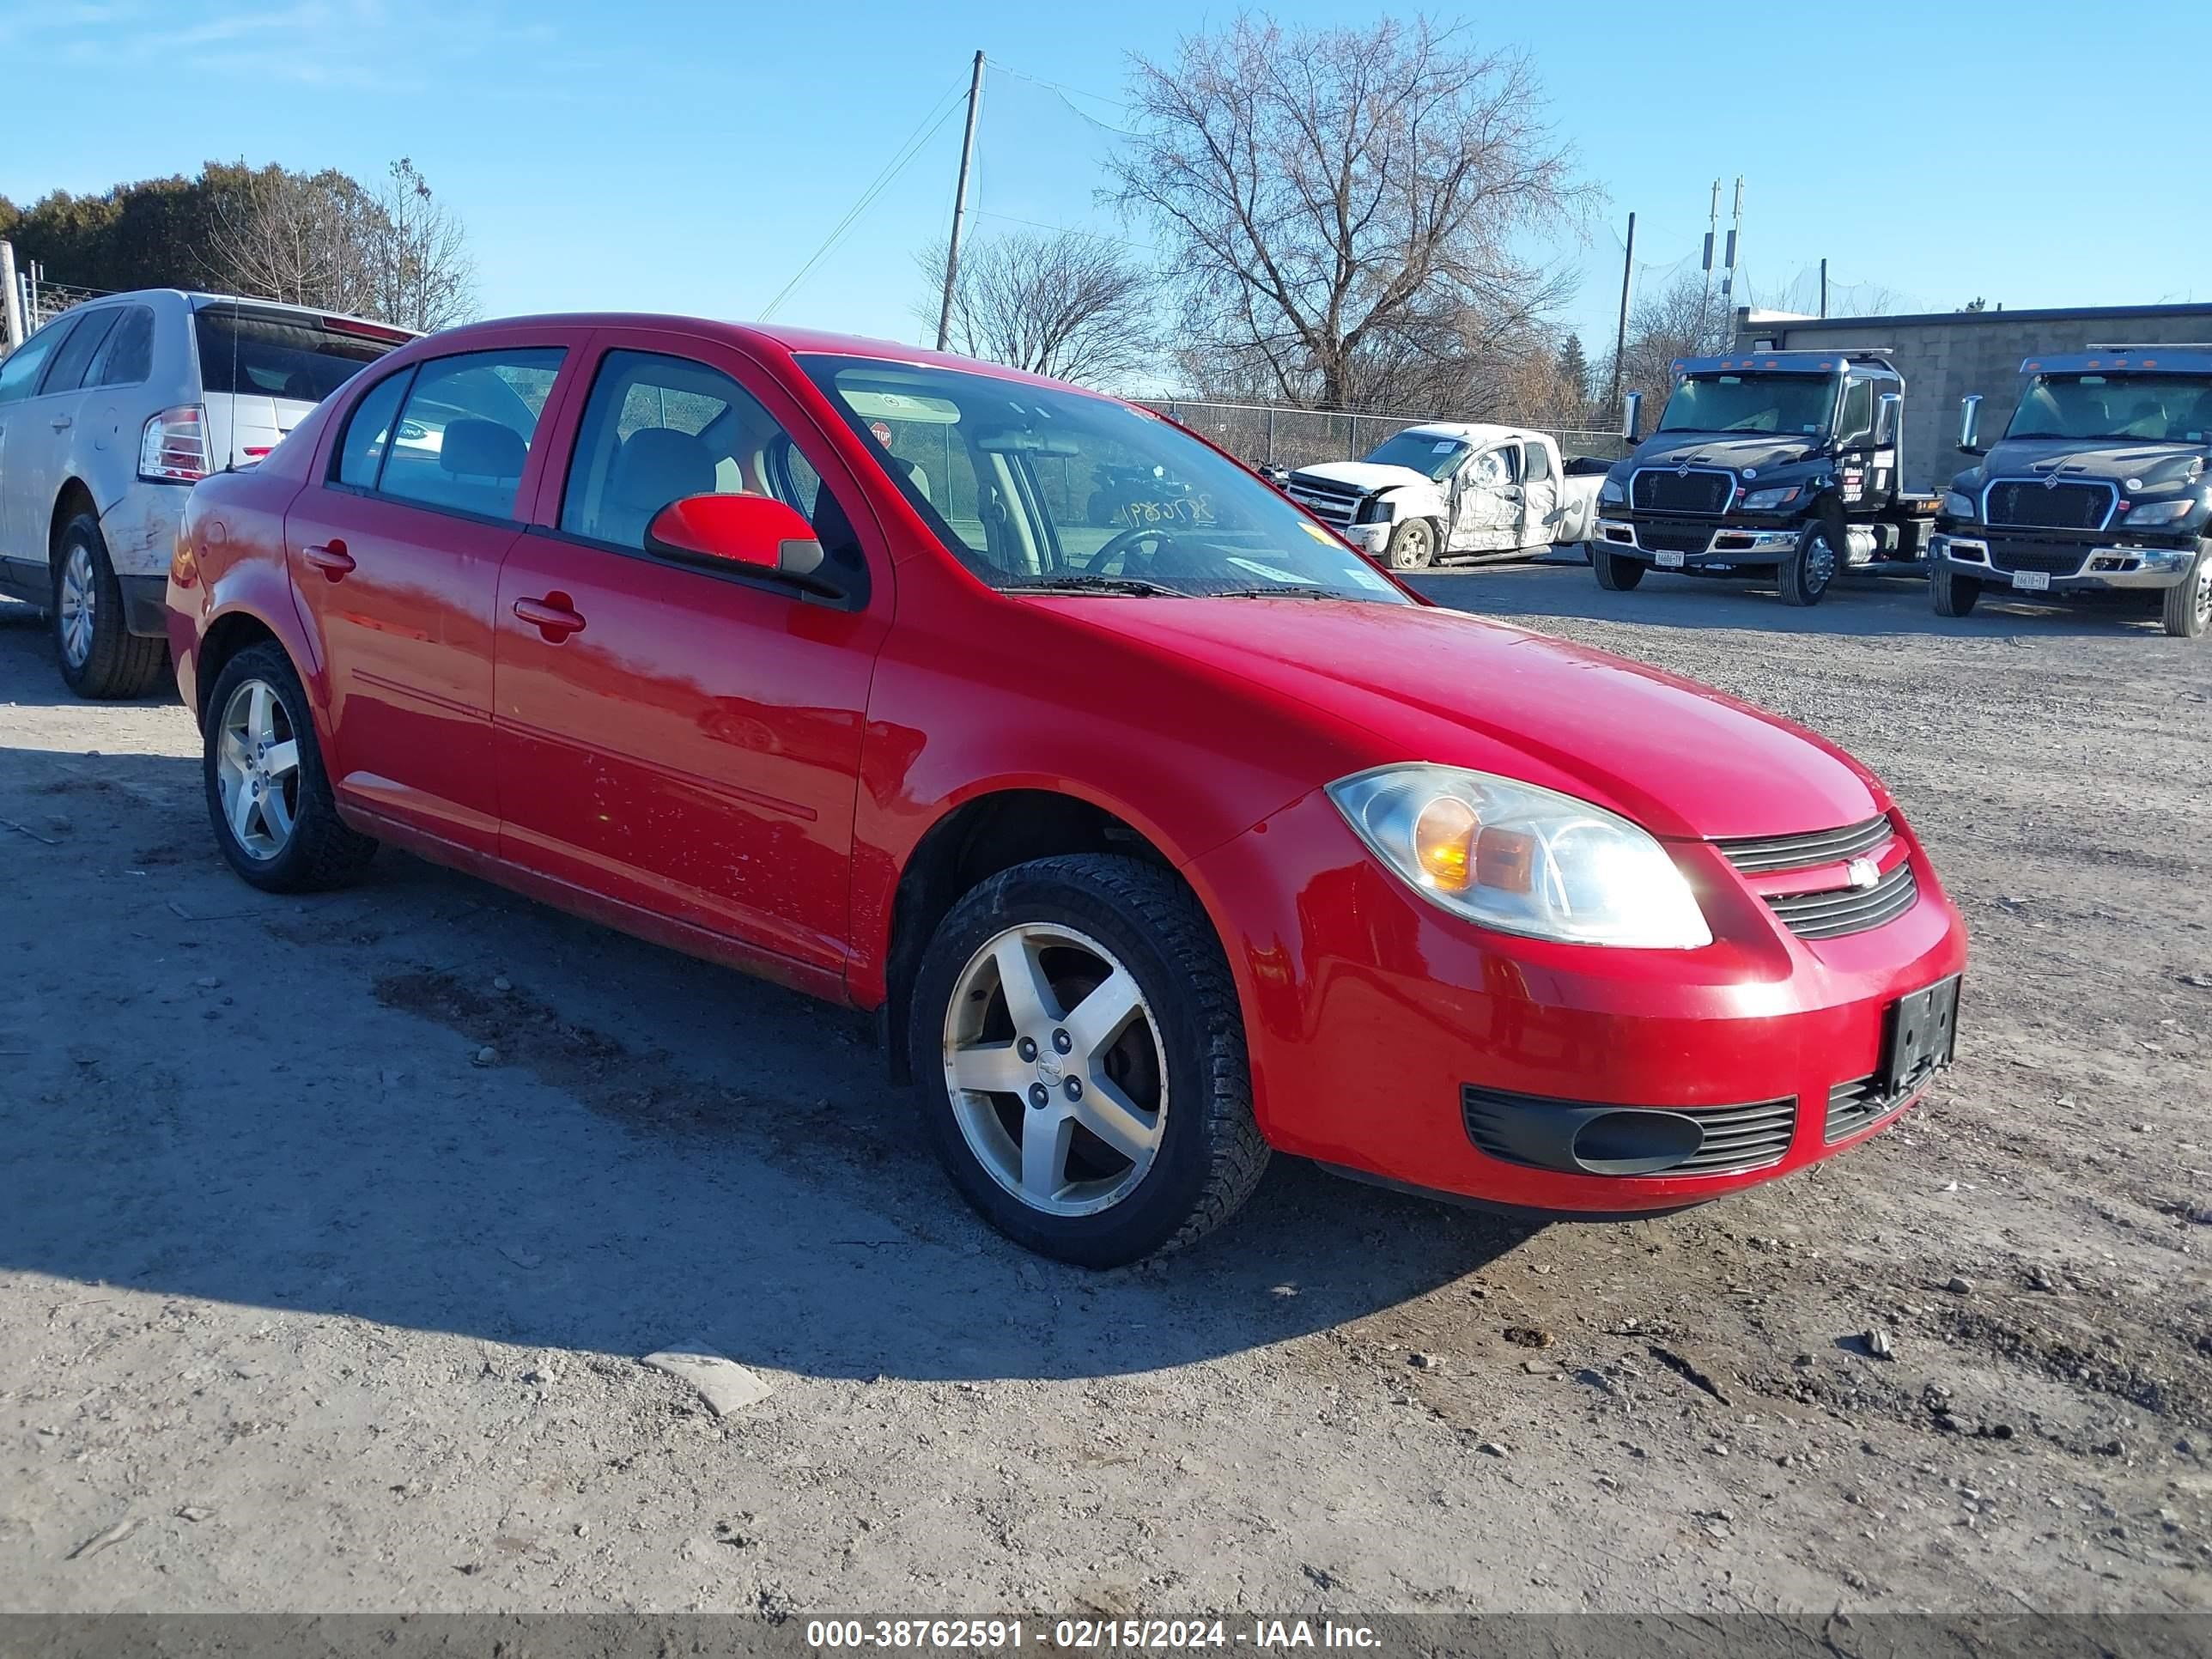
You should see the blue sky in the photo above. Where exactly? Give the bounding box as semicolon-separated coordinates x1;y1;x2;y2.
5;0;2209;373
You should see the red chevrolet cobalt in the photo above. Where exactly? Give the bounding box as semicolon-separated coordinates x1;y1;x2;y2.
168;316;1966;1266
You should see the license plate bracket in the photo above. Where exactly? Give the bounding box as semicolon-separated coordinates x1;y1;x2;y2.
1882;975;1960;1097
1655;550;1686;569
2011;569;2051;592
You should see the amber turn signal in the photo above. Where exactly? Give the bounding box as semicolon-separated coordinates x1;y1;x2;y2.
1413;796;1479;890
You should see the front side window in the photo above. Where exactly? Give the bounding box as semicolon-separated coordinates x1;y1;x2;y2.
2007;374;2212;444
1364;429;1470;481
1836;380;1875;447
1660;374;1836;437
799;356;1412;604
375;349;563;520
39;308;121;394
0;317;76;405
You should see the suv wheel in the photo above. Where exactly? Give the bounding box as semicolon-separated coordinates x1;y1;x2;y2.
1778;520;1839;607
203;641;379;891
1385;518;1437;570
1930;563;1981;617
910;854;1268;1267
1592;545;1644;590
2161;544;2210;640
53;514;167;699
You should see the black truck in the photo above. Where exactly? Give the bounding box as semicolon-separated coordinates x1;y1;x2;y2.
1929;346;2212;639
1592;349;1937;605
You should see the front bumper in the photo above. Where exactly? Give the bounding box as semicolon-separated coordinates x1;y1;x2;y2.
1932;529;2197;593
1595;515;1797;568
1185;788;1969;1214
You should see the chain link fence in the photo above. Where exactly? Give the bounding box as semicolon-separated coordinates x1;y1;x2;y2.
1138;398;1627;471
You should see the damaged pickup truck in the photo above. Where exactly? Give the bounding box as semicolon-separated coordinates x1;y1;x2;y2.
1282;422;1607;570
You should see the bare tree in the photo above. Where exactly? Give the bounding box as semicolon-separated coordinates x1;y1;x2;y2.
1109;14;1589;410
916;230;1156;389
365;159;475;332
1595;271;1735;420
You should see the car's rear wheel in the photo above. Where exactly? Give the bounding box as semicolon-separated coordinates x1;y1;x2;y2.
1592;546;1644;590
53;514;166;699
1930;563;1981;617
203;641;378;892
910;854;1267;1267
1778;519;1839;607
1386;518;1437;570
2160;544;2210;639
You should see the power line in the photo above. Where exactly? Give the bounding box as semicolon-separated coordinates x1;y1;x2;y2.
972;208;1159;257
984;58;1137;136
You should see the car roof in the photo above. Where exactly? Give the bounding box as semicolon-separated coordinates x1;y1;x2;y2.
1673;350;1894;378
57;289;417;338
1392;421;1548;447
2021;348;2212;377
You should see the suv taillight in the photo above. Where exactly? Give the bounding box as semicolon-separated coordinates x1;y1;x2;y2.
139;404;210;482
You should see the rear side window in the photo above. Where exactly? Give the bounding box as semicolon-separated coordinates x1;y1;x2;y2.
193;307;398;404
1524;443;1553;484
91;306;155;387
40;308;121;393
333;368;415;489
0;317;76;404
375;349;564;520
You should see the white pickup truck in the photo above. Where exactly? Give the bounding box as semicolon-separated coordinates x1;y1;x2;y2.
1280;422;1607;570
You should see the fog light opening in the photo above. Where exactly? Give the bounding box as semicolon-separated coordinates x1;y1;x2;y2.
1570;1109;1705;1176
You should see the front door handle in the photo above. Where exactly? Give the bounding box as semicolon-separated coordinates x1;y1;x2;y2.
50;415;72;432
514;593;586;641
301;540;355;580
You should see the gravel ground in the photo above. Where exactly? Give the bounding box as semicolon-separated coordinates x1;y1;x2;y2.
0;566;2205;1618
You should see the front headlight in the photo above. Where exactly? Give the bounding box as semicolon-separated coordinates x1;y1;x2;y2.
1353;493;1392;525
1941;490;1977;520
1741;483;1802;512
1598;477;1625;504
2124;497;2197;526
1325;765;1712;949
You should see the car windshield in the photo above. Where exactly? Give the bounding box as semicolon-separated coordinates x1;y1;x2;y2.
2006;374;2212;444
194;305;404;403
1659;374;1835;436
1362;429;1472;481
799;356;1413;604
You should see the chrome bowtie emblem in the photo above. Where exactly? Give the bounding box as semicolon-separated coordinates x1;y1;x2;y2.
1847;857;1881;890
1036;1054;1064;1086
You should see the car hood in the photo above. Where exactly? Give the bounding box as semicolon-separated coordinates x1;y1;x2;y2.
1628;430;1822;476
1291;460;1436;494
1972;435;2208;490
1050;598;1881;840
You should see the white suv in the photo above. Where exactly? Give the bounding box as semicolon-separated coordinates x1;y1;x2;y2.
0;291;411;696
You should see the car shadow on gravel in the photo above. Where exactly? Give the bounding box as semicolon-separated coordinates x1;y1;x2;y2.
0;596;179;708
1410;562;2179;640
1;742;1537;1385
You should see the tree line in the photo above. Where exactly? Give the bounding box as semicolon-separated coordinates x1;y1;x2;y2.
1;159;475;333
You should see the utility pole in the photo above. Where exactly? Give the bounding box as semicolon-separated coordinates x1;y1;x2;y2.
1700;180;1720;301
934;50;986;354
0;241;21;354
1719;177;1743;306
1820;258;1829;319
1607;211;1636;418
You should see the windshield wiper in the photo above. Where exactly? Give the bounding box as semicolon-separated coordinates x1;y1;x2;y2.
1000;575;1182;597
1210;586;1342;599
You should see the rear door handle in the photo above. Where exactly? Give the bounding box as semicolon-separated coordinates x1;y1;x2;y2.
513;593;586;640
50;415;72;431
301;540;356;580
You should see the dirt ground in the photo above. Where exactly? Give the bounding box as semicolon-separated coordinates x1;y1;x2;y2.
0;563;2205;1619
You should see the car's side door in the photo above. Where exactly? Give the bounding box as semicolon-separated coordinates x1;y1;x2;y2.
283;334;574;854
1832;376;1877;509
1519;439;1560;545
1449;444;1523;552
0;312;84;568
492;332;891;975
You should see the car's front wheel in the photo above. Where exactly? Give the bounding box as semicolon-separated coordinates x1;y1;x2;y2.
2161;544;2210;639
1930;563;1981;617
203;641;379;891
1592;546;1644;590
910;854;1268;1267
1385;518;1437;570
1778;519;1839;607
53;514;167;699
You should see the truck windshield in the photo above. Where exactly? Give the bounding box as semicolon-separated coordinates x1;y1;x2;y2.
799;356;1412;605
1659;374;1834;437
1363;430;1472;481
2006;374;2212;444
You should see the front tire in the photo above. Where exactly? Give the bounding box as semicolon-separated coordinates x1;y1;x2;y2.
1778;518;1840;607
909;854;1268;1267
2161;544;2210;639
203;641;378;892
53;514;166;699
1385;518;1437;570
1592;546;1645;590
1930;564;1982;617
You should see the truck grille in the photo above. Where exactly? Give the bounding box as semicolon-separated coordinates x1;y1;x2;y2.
1983;478;2115;531
1632;467;1732;514
1715;815;1893;874
1984;539;2087;578
1638;521;1711;554
1285;473;1362;528
1765;861;1919;941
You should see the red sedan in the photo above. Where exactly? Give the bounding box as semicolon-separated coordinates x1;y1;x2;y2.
167;315;1966;1266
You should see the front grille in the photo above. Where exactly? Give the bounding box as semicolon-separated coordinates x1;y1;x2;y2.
1825;1074;1910;1143
1672;1097;1799;1175
1632;467;1732;514
1716;815;1893;874
1637;521;1712;554
1285;474;1361;527
1984;538;2088;577
1766;860;1919;940
1984;478;2114;531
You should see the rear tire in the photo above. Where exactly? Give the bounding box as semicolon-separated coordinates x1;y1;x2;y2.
53;514;167;700
1592;546;1644;590
2160;544;2210;639
1930;564;1982;617
1778;519;1839;608
909;854;1268;1267
203;641;378;892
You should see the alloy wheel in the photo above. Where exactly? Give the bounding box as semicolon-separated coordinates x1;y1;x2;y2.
1393;520;1435;569
58;544;95;669
2197;561;2212;629
1803;528;1837;592
215;678;303;861
941;922;1167;1217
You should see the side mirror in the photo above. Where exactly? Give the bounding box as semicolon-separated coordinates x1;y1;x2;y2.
1957;394;1984;455
1875;392;1901;447
1621;391;1644;443
645;493;837;595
